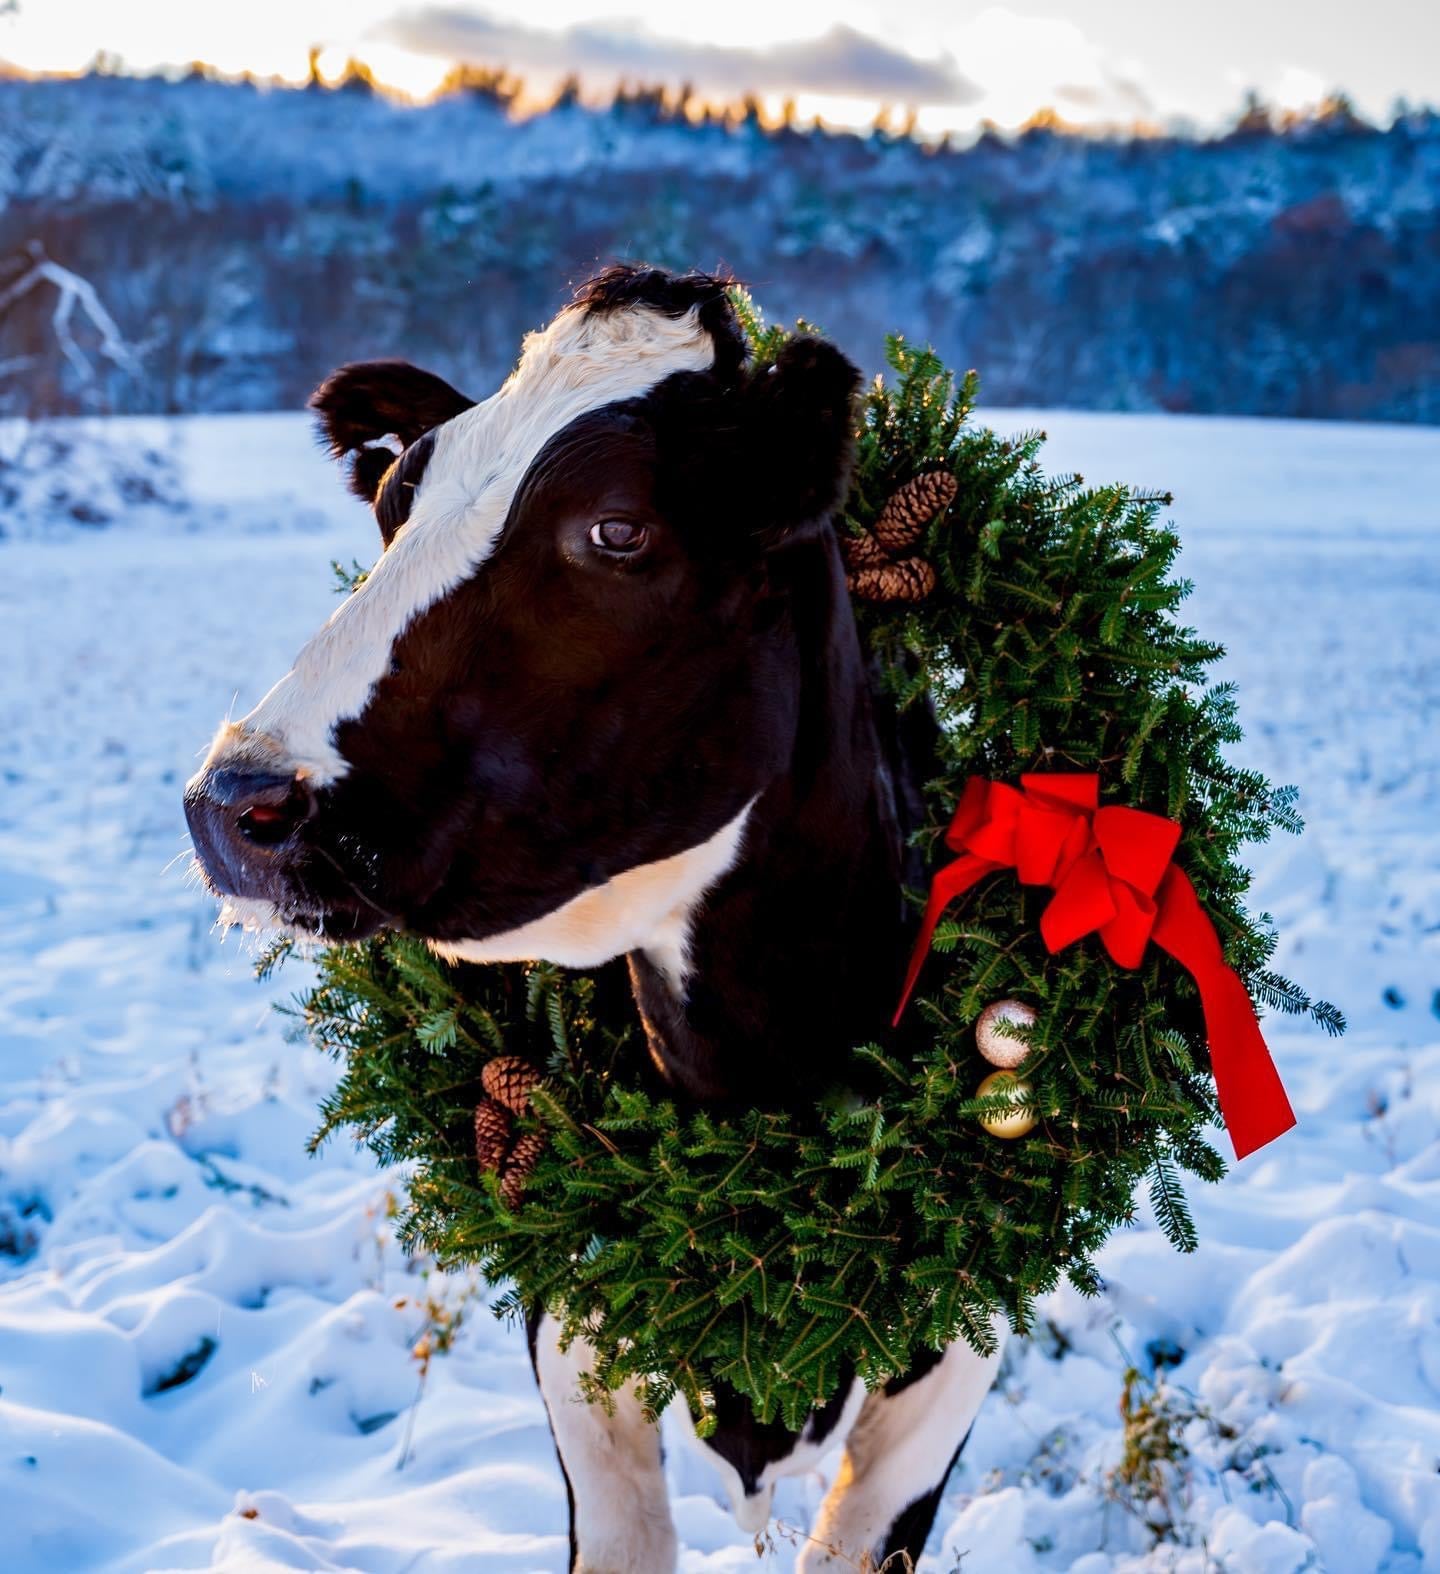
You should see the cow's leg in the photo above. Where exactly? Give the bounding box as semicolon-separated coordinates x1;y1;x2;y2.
797;1330;1005;1572
527;1308;678;1574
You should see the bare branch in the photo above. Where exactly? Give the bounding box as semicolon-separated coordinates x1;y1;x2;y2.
0;247;144;384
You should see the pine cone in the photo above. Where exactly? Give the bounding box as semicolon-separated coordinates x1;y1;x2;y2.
499;1132;547;1209
841;468;954;604
473;1098;513;1173
481;1056;542;1116
839;528;888;572
872;469;958;555
847;557;938;603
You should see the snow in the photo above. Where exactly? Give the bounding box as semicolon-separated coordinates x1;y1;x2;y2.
2;406;1438;1571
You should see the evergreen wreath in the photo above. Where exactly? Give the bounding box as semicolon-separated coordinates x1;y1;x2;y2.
267;293;1341;1435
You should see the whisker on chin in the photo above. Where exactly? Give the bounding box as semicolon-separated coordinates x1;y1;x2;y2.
309;842;398;923
161;843;196;877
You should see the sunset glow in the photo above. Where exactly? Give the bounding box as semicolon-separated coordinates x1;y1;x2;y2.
1;0;1436;132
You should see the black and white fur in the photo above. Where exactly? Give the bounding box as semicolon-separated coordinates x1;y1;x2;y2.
184;266;1003;1571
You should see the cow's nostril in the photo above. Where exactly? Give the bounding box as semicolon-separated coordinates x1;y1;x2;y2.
235;781;313;847
237;805;292;846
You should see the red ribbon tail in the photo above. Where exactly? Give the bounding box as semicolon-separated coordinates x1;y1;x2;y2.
1153;868;1296;1161
1202;966;1296;1160
893;855;996;1027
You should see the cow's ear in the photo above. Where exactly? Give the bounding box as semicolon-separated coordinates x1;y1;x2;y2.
309;360;475;503
744;337;860;539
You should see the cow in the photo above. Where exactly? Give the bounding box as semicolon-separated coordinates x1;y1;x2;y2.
184;265;1004;1572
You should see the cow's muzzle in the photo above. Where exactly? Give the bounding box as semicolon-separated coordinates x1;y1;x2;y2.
183;765;319;902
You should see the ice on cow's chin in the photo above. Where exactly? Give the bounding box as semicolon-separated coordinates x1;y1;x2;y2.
214;894;340;943
217;898;384;947
215;893;286;938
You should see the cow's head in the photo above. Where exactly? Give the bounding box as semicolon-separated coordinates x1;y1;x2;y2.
184;267;859;972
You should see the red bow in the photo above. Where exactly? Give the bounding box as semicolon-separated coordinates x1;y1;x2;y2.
894;773;1295;1160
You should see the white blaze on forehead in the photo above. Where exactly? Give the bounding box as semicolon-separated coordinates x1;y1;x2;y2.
213;300;718;786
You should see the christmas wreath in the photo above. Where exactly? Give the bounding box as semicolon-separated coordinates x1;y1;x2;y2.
272;295;1340;1434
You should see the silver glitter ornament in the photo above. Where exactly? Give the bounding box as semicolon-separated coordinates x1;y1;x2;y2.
975;999;1037;1069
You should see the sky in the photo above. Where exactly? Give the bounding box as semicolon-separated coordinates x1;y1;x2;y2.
3;0;1437;134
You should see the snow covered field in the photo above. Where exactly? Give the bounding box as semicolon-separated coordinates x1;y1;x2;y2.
1;407;1438;1572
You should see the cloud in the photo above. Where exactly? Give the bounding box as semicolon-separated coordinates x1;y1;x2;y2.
941;8;1155;126
1270;64;1327;111
379;7;981;105
1054;72;1153;117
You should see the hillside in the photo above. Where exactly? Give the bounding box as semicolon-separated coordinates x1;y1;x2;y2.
0;73;1438;422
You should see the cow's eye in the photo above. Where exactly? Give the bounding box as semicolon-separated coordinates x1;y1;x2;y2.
588;519;649;555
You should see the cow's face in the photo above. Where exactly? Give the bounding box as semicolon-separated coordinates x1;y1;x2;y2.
184;268;859;967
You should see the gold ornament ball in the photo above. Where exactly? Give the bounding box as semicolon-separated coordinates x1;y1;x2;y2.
975;998;1037;1069
976;1071;1038;1141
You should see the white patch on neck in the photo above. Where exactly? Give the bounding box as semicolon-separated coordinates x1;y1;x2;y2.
433;799;753;986
201;299;718;787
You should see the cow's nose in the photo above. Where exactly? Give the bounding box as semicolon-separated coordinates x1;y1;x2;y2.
183;766;318;896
